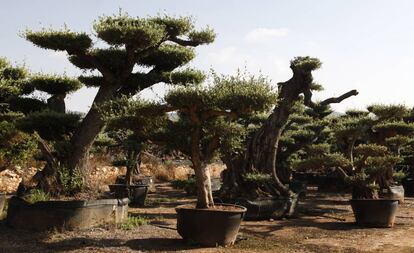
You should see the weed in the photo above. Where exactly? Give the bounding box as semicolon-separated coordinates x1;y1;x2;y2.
119;216;149;230
25;189;50;203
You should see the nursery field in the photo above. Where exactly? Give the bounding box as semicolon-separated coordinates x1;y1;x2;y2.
1;182;414;253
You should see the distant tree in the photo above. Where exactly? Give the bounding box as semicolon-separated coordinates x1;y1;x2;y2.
22;12;215;192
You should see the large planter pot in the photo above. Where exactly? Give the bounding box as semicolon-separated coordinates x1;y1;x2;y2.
116;175;156;193
0;193;6;214
109;184;148;206
350;199;399;228
221;196;298;220
381;185;404;203
176;204;246;246
402;178;414;197
7;196;129;231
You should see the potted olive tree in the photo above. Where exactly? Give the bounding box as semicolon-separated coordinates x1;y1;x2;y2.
293;105;414;227
169;73;278;246
110;72;277;246
100;101;168;206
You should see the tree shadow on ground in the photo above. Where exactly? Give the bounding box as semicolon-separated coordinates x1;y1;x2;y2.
41;237;125;252
126;238;199;251
41;237;199;252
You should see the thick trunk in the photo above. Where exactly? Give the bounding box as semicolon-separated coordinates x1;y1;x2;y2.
66;85;118;187
220;63;357;200
189;118;214;209
194;162;214;208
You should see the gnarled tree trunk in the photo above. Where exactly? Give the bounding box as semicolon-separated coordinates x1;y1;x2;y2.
220;60;358;201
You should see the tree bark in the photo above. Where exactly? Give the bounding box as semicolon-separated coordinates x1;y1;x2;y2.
66;85;119;187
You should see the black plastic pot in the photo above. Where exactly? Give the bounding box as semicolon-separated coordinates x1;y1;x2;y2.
115;175;156;193
402;178;414;197
176;204;246;246
350;199;399;228
220;196;298;220
7;197;129;231
109;184;148;206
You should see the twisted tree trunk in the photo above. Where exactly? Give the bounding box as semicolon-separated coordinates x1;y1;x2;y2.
220;62;358;200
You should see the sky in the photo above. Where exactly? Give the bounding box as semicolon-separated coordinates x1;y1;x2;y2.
1;0;414;113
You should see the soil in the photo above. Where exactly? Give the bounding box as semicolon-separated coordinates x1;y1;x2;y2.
1;183;414;253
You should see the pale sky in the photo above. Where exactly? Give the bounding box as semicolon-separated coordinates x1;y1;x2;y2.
1;0;414;113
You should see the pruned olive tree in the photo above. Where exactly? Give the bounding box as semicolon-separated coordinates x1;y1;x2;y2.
22;13;215;192
104;73;277;208
220;56;358;200
0;57;84;194
0;58;38;173
293;104;414;199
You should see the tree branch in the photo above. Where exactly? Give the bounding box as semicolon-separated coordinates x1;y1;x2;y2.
320;90;359;106
170;37;202;47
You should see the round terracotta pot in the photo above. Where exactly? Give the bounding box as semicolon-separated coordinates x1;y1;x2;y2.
176;204;246;246
350;199;399;228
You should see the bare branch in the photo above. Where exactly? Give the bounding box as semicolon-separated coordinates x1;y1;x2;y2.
170;37;201;47
320;90;359;106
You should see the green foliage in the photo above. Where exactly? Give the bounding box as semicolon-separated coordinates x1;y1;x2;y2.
354;144;388;157
163;69;205;86
210;72;277;113
373;122;414;136
22;74;82;95
59;166;83;193
0;121;38;171
345;109;369;118
243;172;272;183
188;27;216;44
290;56;322;72
170;178;196;189
119;215;149;230
17;110;81;140
94;14;165;47
24;189;50;203
368;104;410;121
8;97;47;114
24;28;92;52
139;44;195;70
292;153;350;172
78;75;103;88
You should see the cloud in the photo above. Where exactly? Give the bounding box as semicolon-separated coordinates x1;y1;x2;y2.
245;28;289;43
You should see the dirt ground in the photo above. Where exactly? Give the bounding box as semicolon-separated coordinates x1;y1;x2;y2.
1;184;414;253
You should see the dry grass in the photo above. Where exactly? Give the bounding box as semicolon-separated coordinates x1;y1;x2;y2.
0;152;226;194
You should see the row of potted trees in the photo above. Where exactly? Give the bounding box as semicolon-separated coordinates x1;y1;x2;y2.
0;12;413;247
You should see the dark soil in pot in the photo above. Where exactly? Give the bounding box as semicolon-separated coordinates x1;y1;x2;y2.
176;203;246;246
109;184;148;206
350;199;399;228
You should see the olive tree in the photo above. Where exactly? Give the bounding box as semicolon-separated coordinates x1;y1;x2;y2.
23;13;215;191
220;57;358;200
